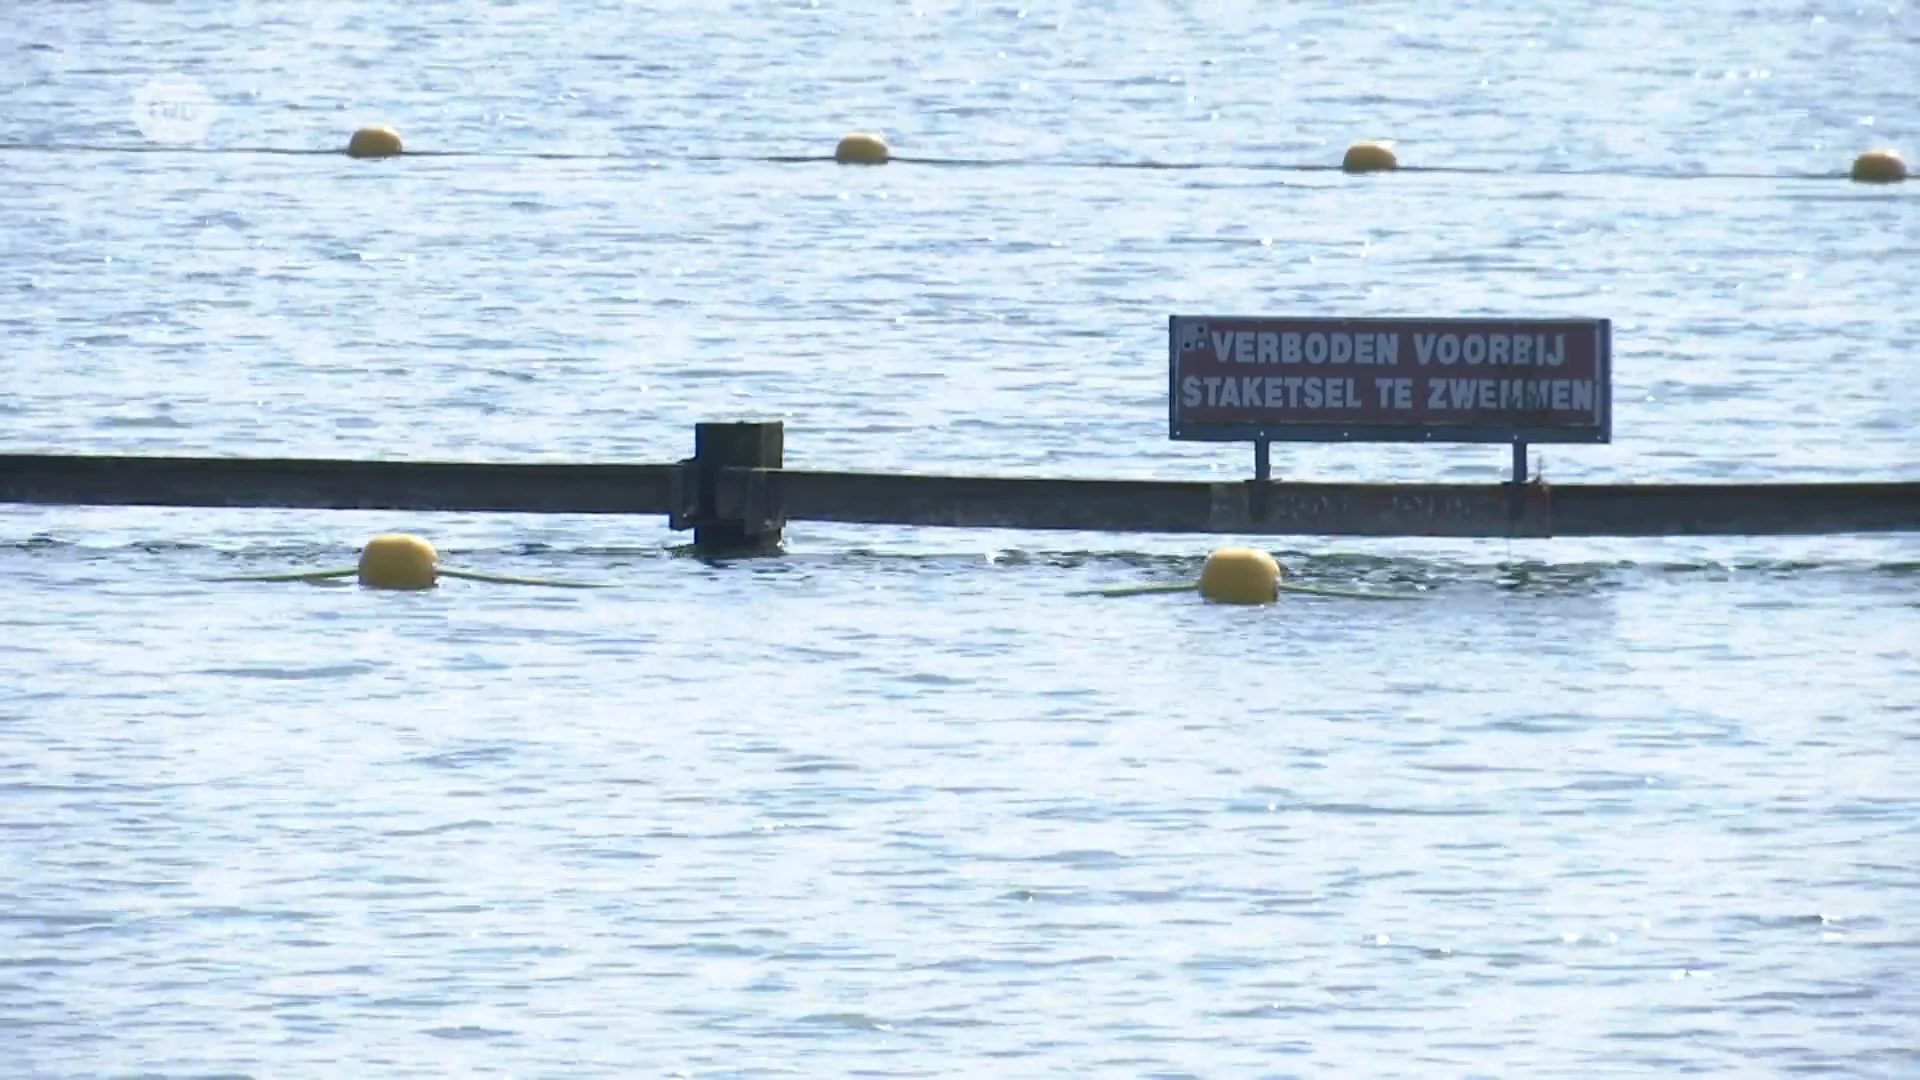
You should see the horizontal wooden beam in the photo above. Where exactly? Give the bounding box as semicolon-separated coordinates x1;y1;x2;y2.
3;452;1918;538
1535;481;1920;538
0;454;677;515
733;468;1920;538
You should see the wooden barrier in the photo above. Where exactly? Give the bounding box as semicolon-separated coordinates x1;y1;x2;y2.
4;420;1920;547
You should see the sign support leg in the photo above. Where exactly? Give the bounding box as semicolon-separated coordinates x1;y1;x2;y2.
1504;440;1531;536
1251;438;1271;522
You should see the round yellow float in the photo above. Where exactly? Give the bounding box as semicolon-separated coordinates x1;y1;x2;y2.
347;125;404;159
1197;547;1282;605
834;132;890;165
208;534;609;589
1342;140;1398;174
357;533;438;590
1850;148;1907;184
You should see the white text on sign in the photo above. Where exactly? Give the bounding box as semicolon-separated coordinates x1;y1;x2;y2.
1206;330;1570;368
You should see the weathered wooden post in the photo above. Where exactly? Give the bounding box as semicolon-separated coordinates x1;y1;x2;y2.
671;420;786;555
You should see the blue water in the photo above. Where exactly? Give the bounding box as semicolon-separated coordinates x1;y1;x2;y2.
4;1;1919;1076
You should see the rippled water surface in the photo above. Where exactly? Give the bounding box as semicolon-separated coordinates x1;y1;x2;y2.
4;1;1919;1076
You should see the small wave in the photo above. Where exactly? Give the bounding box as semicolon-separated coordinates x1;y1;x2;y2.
794;1012;892;1031
401;745;519;769
384;819;495;838
196;663;375;680
92;414;190;429
422;1025;517;1040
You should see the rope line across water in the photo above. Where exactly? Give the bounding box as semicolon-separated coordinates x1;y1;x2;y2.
0;141;1888;183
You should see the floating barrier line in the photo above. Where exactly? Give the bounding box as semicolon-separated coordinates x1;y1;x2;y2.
1069;581;1423;601
1067;581;1197;597
207;568;357;584
0;141;1876;183
208;565;608;589
892;157;1841;181
438;568;609;588
1278;581;1424;601
1076;548;1424;604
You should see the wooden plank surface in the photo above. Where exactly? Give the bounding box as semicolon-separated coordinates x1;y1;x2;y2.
745;468;1920;538
4;453;1919;537
0;455;678;515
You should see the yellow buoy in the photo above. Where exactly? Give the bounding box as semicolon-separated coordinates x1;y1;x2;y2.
1197;547;1281;605
834;132;890;165
357;533;438;590
1342;140;1398;174
347;125;404;159
1850;148;1907;184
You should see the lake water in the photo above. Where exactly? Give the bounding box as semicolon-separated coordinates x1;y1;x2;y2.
3;1;1918;1076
